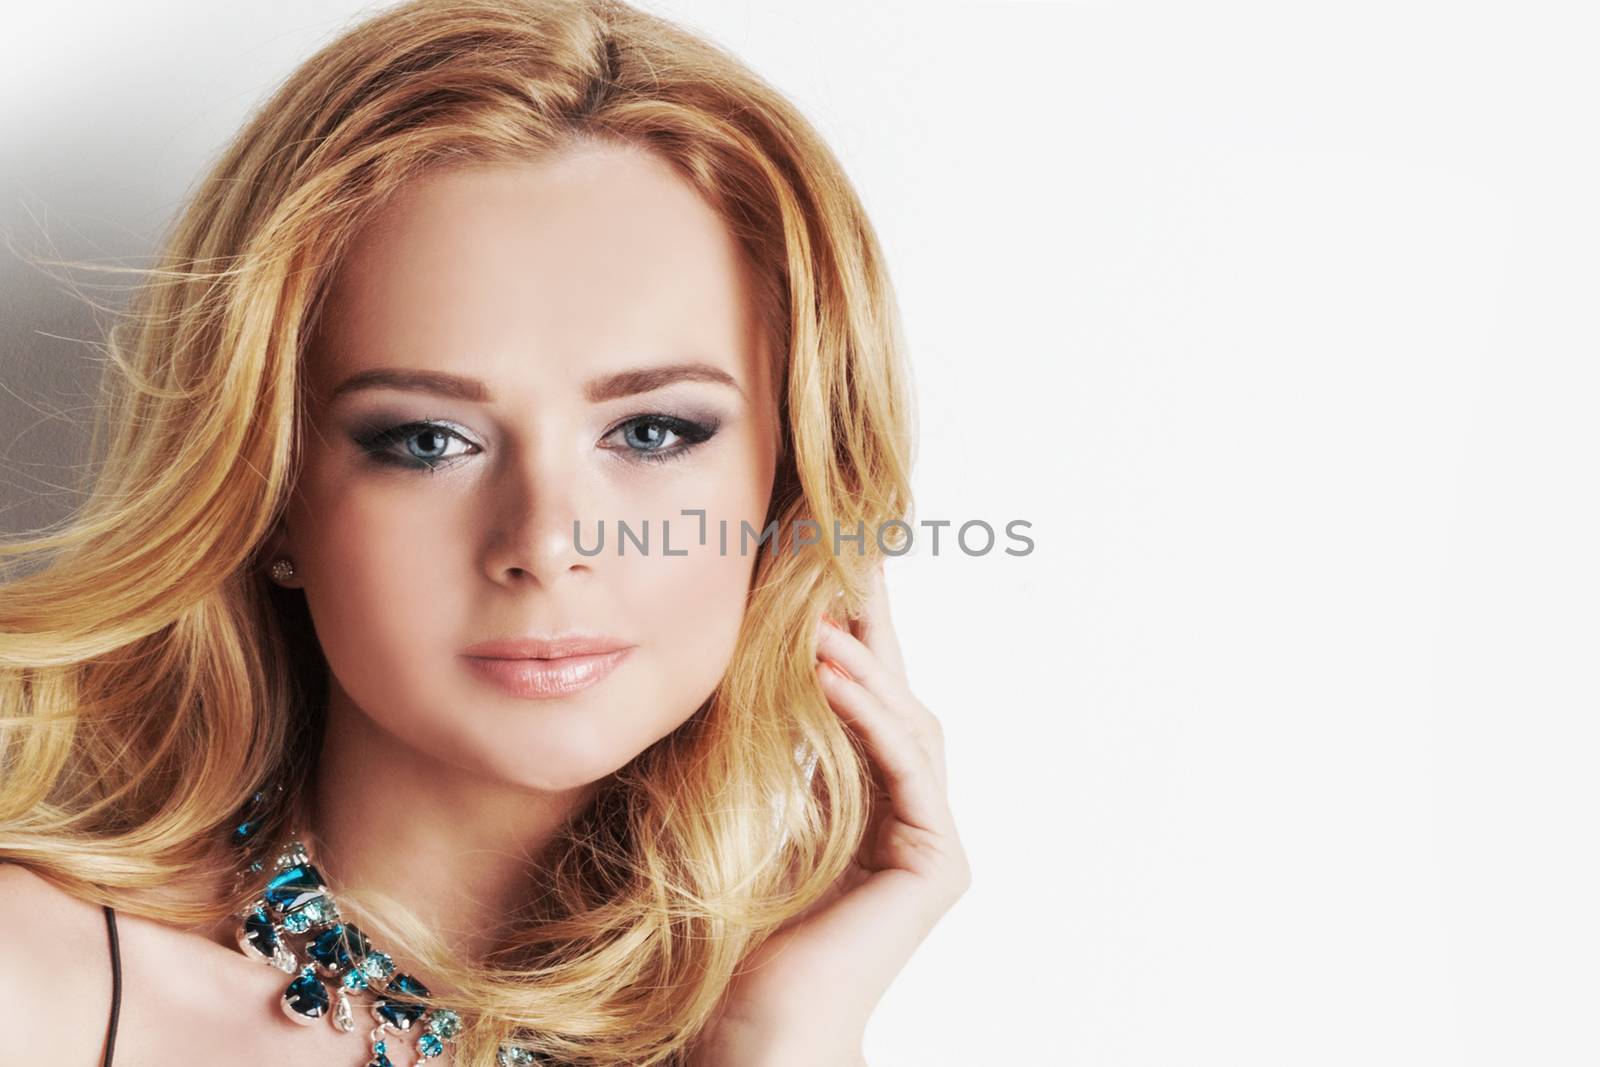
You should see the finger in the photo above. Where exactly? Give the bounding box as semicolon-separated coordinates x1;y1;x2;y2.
818;595;946;793
815;661;949;836
854;562;908;684
816;616;907;701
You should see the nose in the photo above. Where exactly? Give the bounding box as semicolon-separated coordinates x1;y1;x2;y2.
479;442;595;588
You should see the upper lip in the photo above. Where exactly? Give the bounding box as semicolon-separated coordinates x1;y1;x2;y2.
461;634;634;660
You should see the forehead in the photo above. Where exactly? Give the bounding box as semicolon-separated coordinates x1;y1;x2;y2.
306;143;769;405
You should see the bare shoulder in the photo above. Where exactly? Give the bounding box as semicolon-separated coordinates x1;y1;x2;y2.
0;861;116;1066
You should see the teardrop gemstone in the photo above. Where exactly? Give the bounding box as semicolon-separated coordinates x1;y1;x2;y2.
333;989;355;1032
282;966;330;1024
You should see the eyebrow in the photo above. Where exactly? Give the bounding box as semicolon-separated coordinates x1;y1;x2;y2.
326;361;745;405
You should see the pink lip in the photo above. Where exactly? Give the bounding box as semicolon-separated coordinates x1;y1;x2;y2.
463;648;631;699
461;634;632;659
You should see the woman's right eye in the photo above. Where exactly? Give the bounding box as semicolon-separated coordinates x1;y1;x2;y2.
353;420;480;472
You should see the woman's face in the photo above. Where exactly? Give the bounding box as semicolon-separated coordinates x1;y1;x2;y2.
278;143;780;792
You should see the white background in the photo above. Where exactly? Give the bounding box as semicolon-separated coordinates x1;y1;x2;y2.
4;2;1599;1064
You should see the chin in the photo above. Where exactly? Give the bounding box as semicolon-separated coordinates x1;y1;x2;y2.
471;735;644;794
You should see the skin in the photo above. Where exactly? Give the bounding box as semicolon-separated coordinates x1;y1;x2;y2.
21;139;969;1065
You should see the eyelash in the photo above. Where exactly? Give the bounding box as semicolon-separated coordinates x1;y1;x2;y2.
353;414;720;472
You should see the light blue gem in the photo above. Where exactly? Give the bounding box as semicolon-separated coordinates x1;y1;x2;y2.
282;910;312;933
425;1008;460;1038
361;950;395;979
418;1033;444;1058
342;968;369;991
302;895;337;924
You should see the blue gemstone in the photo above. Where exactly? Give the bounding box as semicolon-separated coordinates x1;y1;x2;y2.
342;967;369;992
309;923;371;973
388;972;431;999
284;968;330;1020
240;907;278;959
374;997;427;1030
366;1054;393;1067
281;909;312;934
263;864;326;915
372;972;430;1031
418;1033;444;1058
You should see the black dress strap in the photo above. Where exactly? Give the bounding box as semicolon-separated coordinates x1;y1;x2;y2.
101;905;121;1067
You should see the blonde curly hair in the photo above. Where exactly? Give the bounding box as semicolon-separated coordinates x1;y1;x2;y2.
0;1;917;1063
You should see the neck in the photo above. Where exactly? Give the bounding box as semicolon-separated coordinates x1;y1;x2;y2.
302;684;600;974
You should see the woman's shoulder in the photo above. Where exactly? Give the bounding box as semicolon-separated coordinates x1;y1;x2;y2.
0;860;116;1066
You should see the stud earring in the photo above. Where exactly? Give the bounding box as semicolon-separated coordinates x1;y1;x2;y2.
269;558;296;584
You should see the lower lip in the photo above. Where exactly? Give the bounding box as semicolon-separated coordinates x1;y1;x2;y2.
462;648;632;699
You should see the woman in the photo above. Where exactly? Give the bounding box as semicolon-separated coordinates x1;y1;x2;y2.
0;1;969;1064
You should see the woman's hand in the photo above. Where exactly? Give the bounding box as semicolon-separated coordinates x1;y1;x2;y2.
692;561;972;1066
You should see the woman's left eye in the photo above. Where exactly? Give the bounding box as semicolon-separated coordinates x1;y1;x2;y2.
602;414;719;465
355;421;479;471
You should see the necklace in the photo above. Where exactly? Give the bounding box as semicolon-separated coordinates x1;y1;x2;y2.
228;788;547;1066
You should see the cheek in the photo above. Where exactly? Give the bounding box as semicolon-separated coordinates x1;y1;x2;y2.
620;530;753;689
611;449;774;719
292;470;476;702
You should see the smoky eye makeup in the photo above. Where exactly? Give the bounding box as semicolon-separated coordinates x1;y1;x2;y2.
601;410;724;467
347;414;482;473
341;404;730;474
